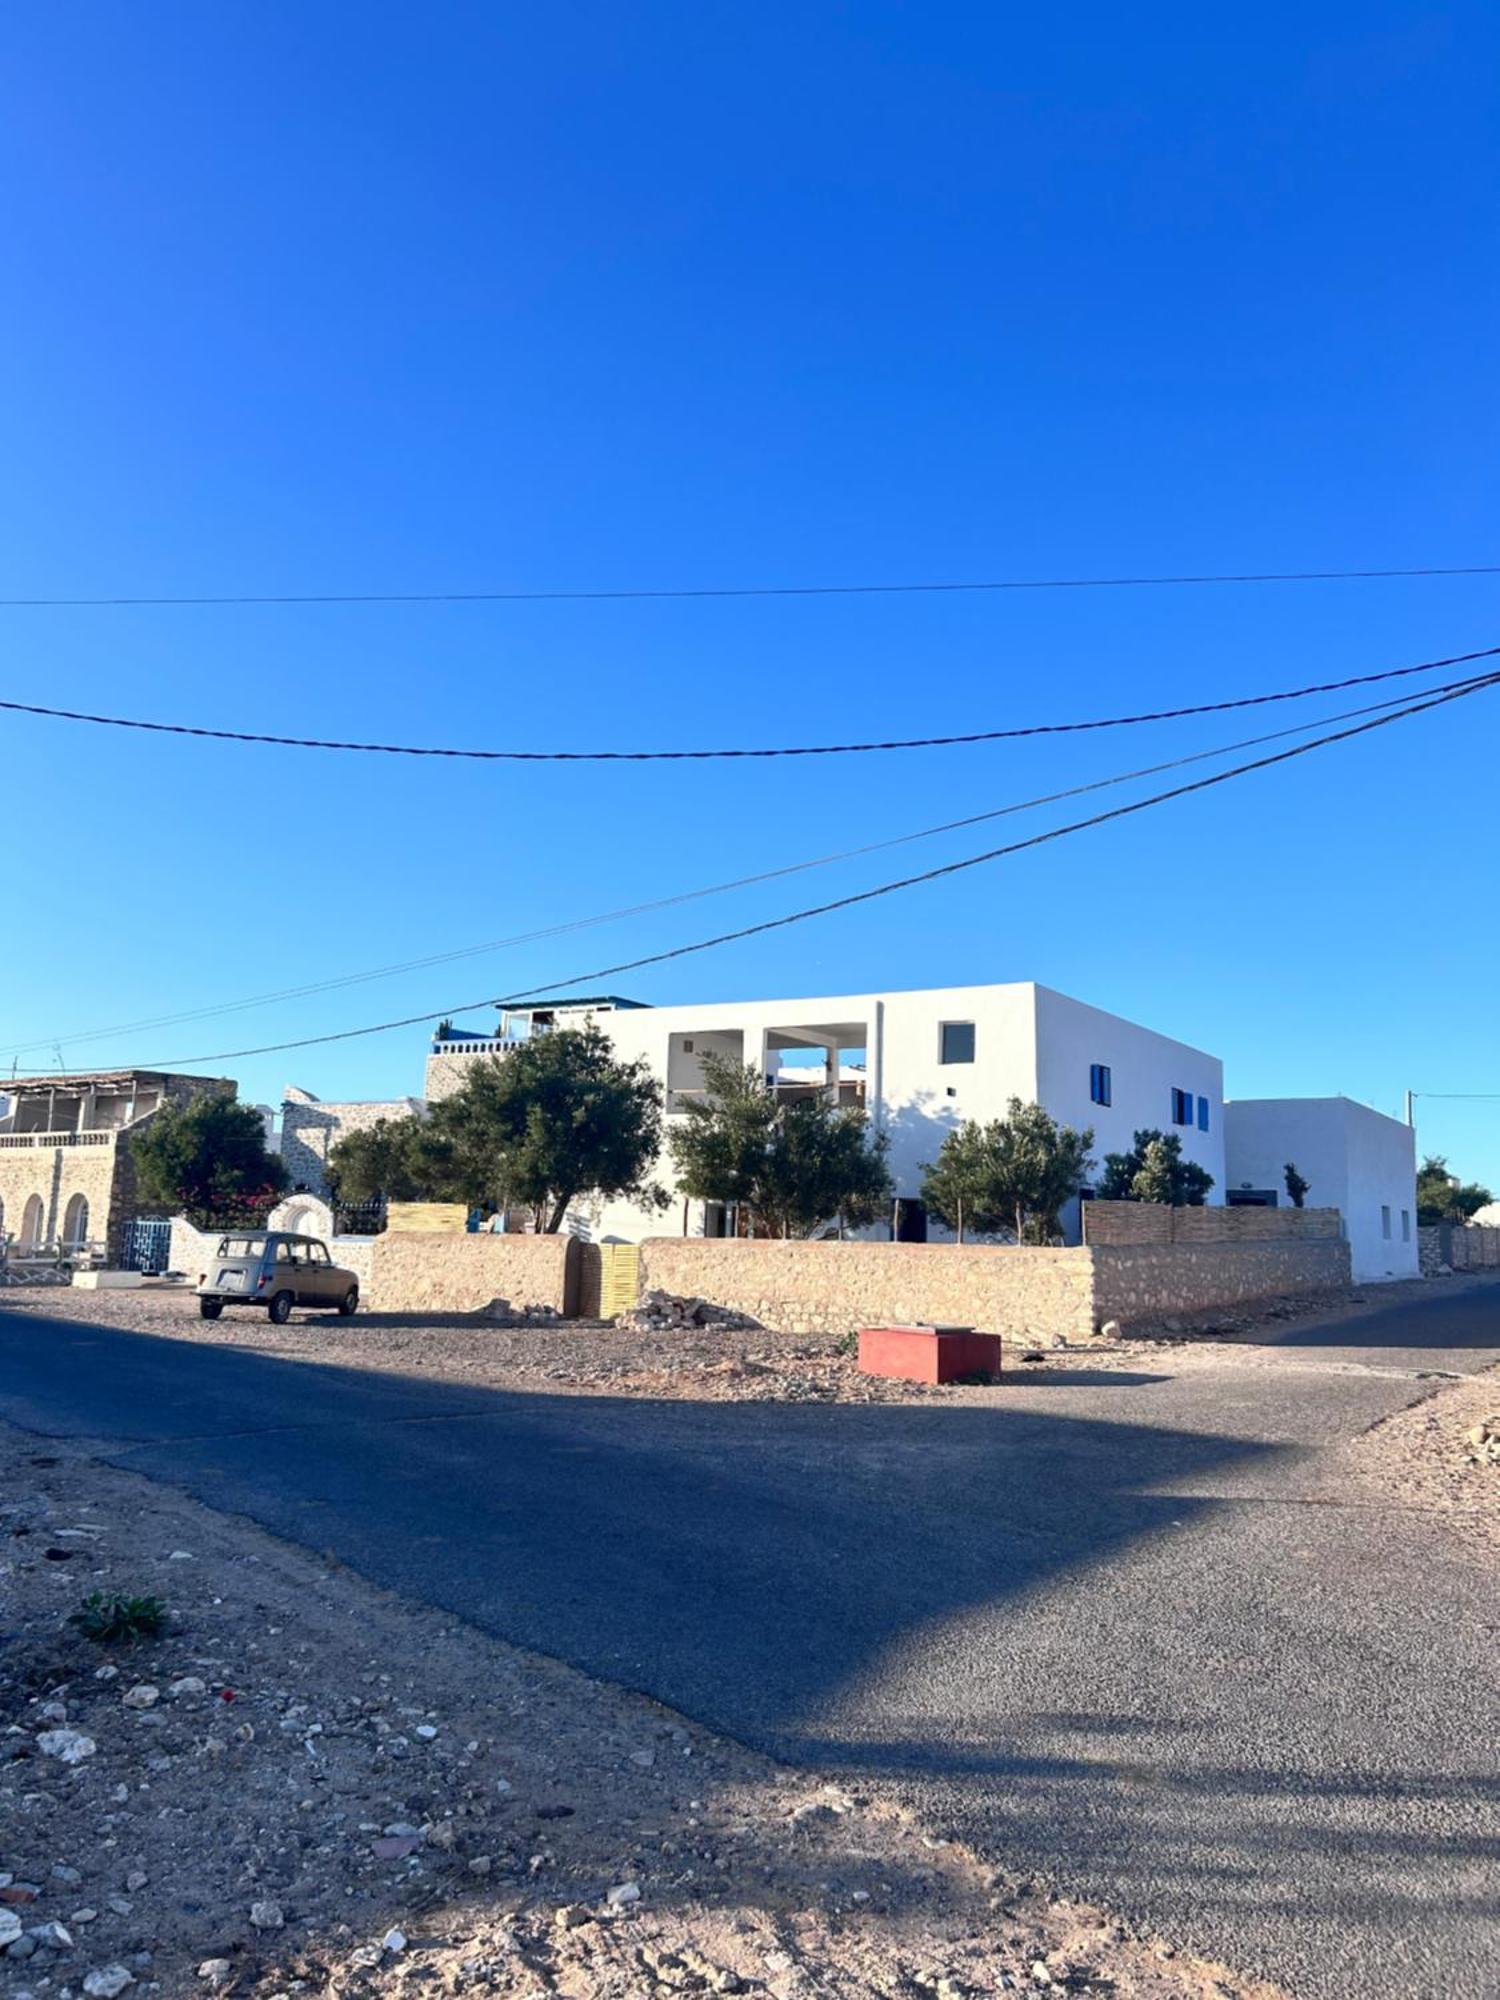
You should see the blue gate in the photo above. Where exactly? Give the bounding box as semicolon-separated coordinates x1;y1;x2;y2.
122;1217;172;1274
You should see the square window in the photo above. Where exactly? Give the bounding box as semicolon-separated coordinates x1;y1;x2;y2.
1381;1205;1392;1240
1089;1063;1112;1107
939;1021;975;1065
1197;1095;1210;1132
1170;1087;1193;1126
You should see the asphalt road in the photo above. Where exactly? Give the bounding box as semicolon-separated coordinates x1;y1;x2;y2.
3;1286;1498;1999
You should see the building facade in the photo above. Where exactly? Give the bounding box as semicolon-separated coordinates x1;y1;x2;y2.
1223;1096;1418;1281
0;1069;232;1261
425;982;1225;1244
279;1085;427;1196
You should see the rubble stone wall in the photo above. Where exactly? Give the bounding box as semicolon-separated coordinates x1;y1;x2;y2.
1091;1240;1350;1325
1083;1201;1342;1246
369;1230;578;1315
1420;1223;1500;1273
636;1239;1098;1340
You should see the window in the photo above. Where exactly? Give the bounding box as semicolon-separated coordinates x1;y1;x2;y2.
1381;1205;1392;1240
1089;1063;1112;1107
307;1242;329;1265
1197;1095;1210;1132
939;1022;975;1065
62;1194;89;1248
1401;1209;1411;1241
1170;1088;1193;1126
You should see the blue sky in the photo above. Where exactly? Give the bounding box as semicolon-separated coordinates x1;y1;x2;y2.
2;4;1497;1180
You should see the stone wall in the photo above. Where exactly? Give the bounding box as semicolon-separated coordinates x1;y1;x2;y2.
636;1239;1098;1340
1091;1239;1350;1325
1420;1223;1500;1274
1083;1201;1342;1246
368;1231;579;1315
279;1090;424;1197
0;1140;120;1255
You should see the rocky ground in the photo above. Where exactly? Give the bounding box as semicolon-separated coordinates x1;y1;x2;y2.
0;1280;1427;1408
0;1425;1281;2000
1344;1372;1500;1555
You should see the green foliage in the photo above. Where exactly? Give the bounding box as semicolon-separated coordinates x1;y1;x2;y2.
131;1093;288;1225
1416;1154;1494;1228
669;1053;893;1238
1098;1128;1214;1206
919;1121;1010;1241
921;1101;1095;1244
71;1591;168;1644
326;1116;435;1203
1283;1160;1310;1208
423;1025;667;1232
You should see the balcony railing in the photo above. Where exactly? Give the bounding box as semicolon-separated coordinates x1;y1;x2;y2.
428;1037;521;1059
0;1129;116;1150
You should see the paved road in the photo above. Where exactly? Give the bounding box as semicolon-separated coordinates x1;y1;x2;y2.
3;1287;1498;1999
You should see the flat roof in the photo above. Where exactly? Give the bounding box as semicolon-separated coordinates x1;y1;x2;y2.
1;1068;231;1091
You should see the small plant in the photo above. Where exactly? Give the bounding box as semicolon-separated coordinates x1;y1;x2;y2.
71;1591;168;1644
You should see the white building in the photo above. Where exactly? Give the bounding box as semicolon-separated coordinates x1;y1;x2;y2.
425;982;1225;1243
1223;1096;1418;1281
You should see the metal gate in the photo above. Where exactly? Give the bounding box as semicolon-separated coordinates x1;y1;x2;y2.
121;1217;172;1274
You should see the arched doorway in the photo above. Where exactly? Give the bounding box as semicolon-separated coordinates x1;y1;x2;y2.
20;1194;45;1248
62;1193;90;1249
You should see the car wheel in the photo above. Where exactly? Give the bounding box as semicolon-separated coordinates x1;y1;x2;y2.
267;1290;294;1325
338;1287;359;1317
199;1297;223;1321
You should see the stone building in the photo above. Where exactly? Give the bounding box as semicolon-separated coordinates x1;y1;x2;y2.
0;1069;232;1261
279;1085;425;1197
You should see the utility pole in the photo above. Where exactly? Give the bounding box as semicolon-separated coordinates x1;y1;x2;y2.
1405;1089;1416;1127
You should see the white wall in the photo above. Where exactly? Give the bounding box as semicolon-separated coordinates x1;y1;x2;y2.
1033;985;1225;1202
1224;1097;1417;1282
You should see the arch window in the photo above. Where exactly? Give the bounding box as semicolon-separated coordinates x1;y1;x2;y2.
62;1193;90;1248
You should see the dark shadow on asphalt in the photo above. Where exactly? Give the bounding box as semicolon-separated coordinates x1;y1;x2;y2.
1011;1367;1169;1387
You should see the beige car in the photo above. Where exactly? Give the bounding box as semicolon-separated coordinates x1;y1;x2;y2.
196;1230;360;1324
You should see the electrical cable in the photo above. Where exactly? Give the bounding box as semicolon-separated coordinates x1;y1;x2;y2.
136;665;1500;1070
2;563;1498;608
3;642;1498;763
6;672;1476;1064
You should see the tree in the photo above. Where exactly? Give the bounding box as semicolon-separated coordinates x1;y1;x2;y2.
1098;1128;1214;1206
326;1116;434;1203
1130;1137;1178;1206
423;1025;667;1233
669;1052;892;1238
1284;1161;1310;1209
922;1101;1095;1245
1416;1154;1494;1228
132;1093;289;1225
920;1122;1009;1242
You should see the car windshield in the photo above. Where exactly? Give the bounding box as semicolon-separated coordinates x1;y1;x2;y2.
217;1235;268;1257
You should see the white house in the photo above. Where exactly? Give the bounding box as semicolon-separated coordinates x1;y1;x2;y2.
1223;1096;1418;1281
425;982;1225;1244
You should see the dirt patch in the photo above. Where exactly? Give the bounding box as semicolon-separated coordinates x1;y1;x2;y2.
0;1289;965;1406
0;1424;1279;2000
1344;1371;1500;1555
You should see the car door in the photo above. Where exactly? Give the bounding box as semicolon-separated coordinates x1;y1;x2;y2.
303;1240;337;1303
271;1237;301;1301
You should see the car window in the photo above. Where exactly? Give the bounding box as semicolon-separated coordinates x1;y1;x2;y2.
219;1235;267;1258
306;1243;329;1265
274;1240;299;1264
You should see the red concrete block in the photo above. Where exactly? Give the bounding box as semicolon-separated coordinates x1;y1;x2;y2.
857;1324;1002;1385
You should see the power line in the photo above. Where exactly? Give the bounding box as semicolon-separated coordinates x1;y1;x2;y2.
140;666;1500;1071
2;563;1499;608
8;674;1468;1065
4;642;1499;763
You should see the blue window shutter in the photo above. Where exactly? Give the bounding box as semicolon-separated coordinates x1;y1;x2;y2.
1197;1095;1209;1131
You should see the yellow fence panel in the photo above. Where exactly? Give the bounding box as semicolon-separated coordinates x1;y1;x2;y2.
599;1243;641;1318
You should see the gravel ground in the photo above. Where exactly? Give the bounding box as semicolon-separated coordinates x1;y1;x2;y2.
0;1279;1452;1405
0;1424;1281;2000
1344;1371;1500;1555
